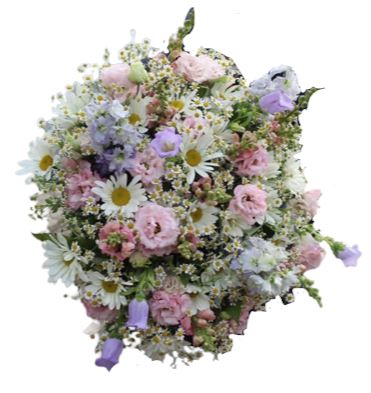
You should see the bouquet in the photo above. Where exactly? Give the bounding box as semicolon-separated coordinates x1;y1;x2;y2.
18;8;361;370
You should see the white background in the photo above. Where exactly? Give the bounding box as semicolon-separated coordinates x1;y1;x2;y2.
0;0;370;391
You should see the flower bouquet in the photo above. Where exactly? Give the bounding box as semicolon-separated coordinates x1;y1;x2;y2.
18;8;360;370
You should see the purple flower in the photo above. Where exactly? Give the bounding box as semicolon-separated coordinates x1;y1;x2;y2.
95;338;124;371
126;298;149;330
150;127;182;158
337;245;361;267
259;90;294;114
102;146;135;174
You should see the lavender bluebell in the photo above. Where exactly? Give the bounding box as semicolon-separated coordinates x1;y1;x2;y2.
150;127;182;158
259;90;294;114
337;245;361;267
126;299;149;330
102;145;135;174
95;338;124;371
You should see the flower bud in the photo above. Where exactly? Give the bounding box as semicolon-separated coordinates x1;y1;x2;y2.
128;61;148;84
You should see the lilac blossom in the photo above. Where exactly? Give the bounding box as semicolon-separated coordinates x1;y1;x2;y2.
126;298;149;330
95;338;124;371
150;127;182;158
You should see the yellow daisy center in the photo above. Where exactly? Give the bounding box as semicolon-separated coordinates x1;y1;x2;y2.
102;280;118;293
63;258;73;267
191;207;203;223
111;187;131;206
39;154;53;171
129;113;141;125
185;149;202;167
170;100;185;111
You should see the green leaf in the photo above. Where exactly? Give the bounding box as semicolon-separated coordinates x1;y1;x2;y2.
298;275;323;307
223;303;242;322
32;232;53;242
168;8;195;59
296;87;323;112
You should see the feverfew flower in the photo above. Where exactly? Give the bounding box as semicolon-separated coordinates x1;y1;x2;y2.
181;131;223;184
92;174;147;217
42;234;87;287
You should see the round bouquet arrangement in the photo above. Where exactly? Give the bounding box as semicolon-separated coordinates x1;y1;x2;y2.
18;9;360;370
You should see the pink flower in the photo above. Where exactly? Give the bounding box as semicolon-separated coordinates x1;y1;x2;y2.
173;52;224;83
229;184;267;225
297;235;325;271
234;146;269;177
100;63;137;100
82;300;118;322
183;116;208;138
98;221;136;261
303;189;321;218
129;148;165;188
135;203;180;256
65;160;100;210
229;300;255;335
150;290;192;326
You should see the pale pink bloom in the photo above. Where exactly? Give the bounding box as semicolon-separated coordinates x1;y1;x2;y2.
173;52;224;83
229;300;255;335
180;316;194;335
229;184;267;225
65;161;100;210
234;146;269;177
82;300;118;322
197;309;216;322
100;63;137;100
129;148;165;188
135;203;180;256
297;235;325;270
98;221;136;261
303;189;321;218
150;290;192;326
183;116;208;138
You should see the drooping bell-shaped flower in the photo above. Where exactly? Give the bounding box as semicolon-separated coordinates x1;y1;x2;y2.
126;298;149;330
337;244;361;267
95;338;124;371
259;90;294;114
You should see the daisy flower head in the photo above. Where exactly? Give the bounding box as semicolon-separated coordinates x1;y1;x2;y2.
85;272;127;310
189;202;219;232
181;130;223;184
42;234;87;287
17;137;57;177
92;173;147;217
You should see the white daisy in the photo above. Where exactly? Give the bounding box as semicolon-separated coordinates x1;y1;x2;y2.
181;131;223;184
283;157;306;195
189;202;219;231
92;174;146;217
168;90;197;116
17;137;57;177
85;272;127;310
42;234;87;287
127;95;152;128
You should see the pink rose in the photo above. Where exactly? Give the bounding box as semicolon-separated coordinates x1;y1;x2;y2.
82;300;118;322
229;184;267;225
303;189;321;218
135;203;180;256
65;160;100;210
234;146;269;177
129;148;165;188
98;221;136;261
100;63;137;100
297;235;325;270
150;290;192;326
173;52;224;83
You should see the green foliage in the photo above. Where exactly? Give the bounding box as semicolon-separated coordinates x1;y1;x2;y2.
168;8;195;60
32;232;53;242
223;303;242;322
229;100;264;131
298;275;323;307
